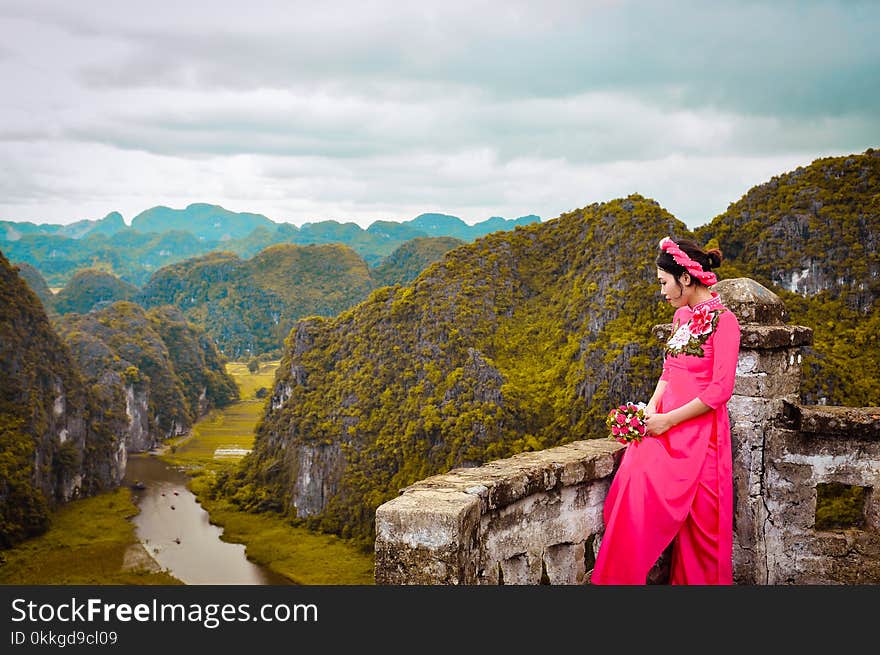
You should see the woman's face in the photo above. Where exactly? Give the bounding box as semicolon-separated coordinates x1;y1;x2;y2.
657;268;689;308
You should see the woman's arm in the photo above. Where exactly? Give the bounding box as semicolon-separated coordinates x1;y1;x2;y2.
696;311;741;409
645;397;712;435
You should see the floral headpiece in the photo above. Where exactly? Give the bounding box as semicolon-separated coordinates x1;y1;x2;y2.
659;237;718;286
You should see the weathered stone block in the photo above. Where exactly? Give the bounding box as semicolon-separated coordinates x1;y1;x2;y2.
714;277;788;325
733;352;801;397
543;542;587;585
375;489;481;585
783;402;880;440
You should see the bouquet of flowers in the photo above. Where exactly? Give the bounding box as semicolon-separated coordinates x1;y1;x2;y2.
606;402;648;444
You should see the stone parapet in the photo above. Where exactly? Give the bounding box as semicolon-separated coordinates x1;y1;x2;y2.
375;440;623;585
783;402;880;439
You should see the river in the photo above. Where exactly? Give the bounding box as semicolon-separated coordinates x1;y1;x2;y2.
124;454;292;585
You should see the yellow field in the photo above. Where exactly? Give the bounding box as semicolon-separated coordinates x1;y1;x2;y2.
226;360;281;400
163;360;278;467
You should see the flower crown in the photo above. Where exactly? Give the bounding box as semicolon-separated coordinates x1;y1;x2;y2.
659;237;718;286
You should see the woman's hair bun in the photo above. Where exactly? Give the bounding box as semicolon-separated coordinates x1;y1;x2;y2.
705;248;723;269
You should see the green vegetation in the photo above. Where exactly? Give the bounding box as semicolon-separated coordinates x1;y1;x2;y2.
137;244;376;359
371;236;466;287
161;361;375;584
815;482;867;530
697;148;880;405
53;268;138;314
1;228;207;287
0;487;182;584
13;261;56;313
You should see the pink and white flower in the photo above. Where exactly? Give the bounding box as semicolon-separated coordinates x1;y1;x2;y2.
688;305;715;337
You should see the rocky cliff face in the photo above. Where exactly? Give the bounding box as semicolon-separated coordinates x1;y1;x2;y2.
697;148;880;312
0;252;124;548
696;148;880;406
124;382;151;452
54;301;238;453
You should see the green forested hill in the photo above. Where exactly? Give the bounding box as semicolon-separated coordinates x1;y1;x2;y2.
53;269;139;315
13;261;55;313
223;195;685;545
371;236;466;287
138;244;375;358
696;148;880;405
0;252;121;548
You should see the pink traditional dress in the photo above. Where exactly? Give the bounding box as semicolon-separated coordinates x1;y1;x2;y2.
591;291;741;585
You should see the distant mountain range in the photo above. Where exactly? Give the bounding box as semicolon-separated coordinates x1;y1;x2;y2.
0;206;540;287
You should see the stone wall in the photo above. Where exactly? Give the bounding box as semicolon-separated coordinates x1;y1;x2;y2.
374;279;880;584
374;439;622;584
759;402;880;583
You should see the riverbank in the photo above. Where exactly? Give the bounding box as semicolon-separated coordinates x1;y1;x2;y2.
158;359;376;585
0;487;181;585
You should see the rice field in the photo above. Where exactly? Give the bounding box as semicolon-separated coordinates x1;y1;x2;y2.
162;361;276;468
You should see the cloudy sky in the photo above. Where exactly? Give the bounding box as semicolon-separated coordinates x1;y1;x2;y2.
1;0;877;229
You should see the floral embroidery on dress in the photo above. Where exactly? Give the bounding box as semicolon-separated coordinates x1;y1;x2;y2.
665;302;725;358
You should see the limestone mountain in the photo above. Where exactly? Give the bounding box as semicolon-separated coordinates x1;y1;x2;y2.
131;203;276;241
0;251;124;549
409;213;541;240
53;269;139;315
54;302;239;452
371;236;466;287
137;243;375;359
222;195;681;546
696;147;880;406
13;261;55;313
0;211;126;242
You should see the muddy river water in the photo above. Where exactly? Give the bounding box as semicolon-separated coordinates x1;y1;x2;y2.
124;454;292;585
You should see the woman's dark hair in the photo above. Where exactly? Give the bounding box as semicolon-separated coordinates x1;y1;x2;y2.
656;238;723;288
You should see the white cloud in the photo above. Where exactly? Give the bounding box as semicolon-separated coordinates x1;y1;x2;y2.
0;0;876;228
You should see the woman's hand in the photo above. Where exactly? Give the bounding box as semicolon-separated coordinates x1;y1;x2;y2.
644;412;675;436
644;402;657;418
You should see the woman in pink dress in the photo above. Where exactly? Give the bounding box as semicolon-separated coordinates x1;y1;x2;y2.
591;237;741;585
